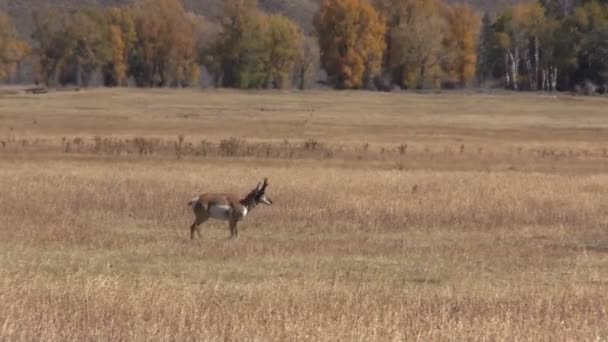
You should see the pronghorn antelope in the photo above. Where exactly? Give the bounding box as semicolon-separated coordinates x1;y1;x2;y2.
188;178;273;239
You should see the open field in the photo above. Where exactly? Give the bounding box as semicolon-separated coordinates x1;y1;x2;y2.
1;89;608;341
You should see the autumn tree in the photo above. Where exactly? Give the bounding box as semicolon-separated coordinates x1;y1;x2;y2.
296;36;321;89
130;0;198;87
61;9;111;87
371;0;410;75
195;15;222;87
384;0;445;89
442;3;481;87
314;0;386;89
0;10;29;81
31;8;68;86
169;12;200;87
103;7;137;86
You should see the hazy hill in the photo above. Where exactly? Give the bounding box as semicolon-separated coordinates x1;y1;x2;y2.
0;0;518;37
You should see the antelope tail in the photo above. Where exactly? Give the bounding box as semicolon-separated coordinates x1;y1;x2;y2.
188;196;199;207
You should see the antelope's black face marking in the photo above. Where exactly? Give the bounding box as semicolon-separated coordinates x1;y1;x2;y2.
256;193;273;205
254;178;272;205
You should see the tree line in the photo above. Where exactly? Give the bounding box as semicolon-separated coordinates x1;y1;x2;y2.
0;0;606;93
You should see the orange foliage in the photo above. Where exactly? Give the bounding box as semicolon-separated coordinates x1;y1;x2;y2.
132;0;198;87
443;3;481;87
105;7;136;86
314;0;386;89
0;10;30;79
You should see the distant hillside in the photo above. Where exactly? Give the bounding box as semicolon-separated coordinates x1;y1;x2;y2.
0;0;518;38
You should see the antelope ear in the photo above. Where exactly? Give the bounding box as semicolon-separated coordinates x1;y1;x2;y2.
255;182;262;191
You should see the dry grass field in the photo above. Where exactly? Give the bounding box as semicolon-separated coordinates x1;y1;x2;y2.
1;88;608;341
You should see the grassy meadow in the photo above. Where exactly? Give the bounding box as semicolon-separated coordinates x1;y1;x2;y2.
1;88;608;341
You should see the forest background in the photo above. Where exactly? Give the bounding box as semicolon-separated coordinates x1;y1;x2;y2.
0;0;607;93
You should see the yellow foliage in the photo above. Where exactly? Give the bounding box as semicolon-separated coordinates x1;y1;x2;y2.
315;0;386;89
109;25;127;85
571;1;608;31
512;3;547;37
388;0;445;89
0;10;30;79
266;14;304;88
443;3;481;86
132;0;198;86
106;7;137;85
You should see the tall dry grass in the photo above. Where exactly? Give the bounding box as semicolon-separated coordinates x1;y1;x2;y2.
1;157;607;341
1;89;608;341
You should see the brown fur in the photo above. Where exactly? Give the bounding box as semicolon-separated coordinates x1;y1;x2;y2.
189;179;271;240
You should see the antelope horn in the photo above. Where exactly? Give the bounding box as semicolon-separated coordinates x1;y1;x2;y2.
260;178;269;192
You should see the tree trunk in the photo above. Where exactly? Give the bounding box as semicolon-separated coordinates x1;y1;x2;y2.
525;51;533;90
76;62;82;87
504;53;511;89
15;61;22;84
419;58;427;89
513;48;519;90
506;50;518;90
299;66;305;90
534;36;540;91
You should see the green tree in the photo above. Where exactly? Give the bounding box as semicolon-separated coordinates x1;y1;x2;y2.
62;9;111;87
476;13;498;85
542;0;608;91
265;14;304;88
234;10;270;88
493;7;527;90
209;0;303;89
513;3;548;90
569;1;608;90
584;25;608;91
210;0;268;88
540;0;581;17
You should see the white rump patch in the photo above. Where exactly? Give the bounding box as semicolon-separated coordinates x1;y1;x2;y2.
208;205;232;221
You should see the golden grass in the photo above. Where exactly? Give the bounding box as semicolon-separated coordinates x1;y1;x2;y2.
1;88;608;341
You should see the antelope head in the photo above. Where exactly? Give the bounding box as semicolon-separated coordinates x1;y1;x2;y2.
254;178;273;206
